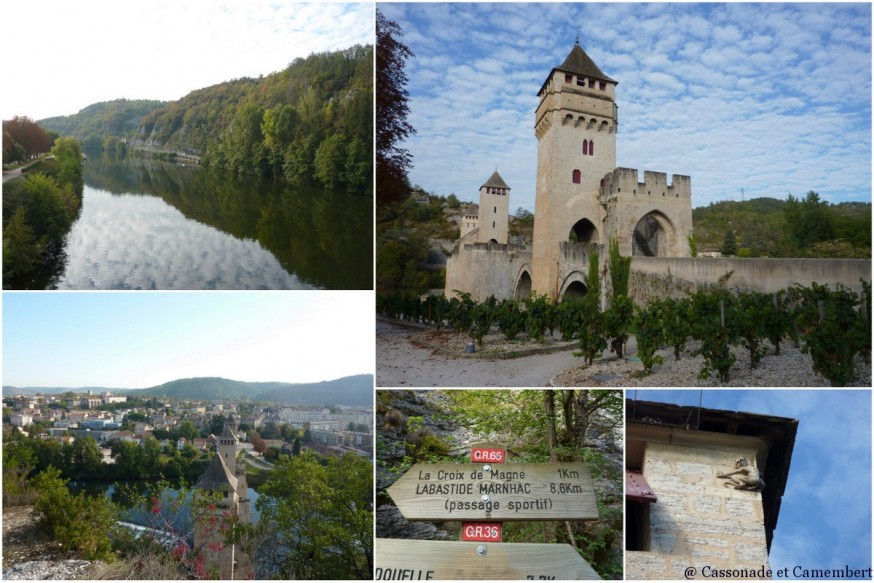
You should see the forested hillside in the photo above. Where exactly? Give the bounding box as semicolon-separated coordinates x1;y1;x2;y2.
39;99;166;151
133;374;373;407
139;45;373;193
692;194;870;258
39;45;373;194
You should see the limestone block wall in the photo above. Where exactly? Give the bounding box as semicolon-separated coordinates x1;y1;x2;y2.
628;257;871;305
445;243;531;302
627;441;770;580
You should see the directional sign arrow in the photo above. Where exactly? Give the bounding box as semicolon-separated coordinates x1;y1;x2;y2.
386;462;598;521
375;539;601;580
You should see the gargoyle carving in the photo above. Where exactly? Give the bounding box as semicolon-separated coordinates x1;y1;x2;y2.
716;457;765;491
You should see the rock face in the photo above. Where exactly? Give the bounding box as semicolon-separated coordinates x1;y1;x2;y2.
3;560;98;580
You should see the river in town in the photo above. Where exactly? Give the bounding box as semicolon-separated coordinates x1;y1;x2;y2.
70;479;263;532
43;154;371;290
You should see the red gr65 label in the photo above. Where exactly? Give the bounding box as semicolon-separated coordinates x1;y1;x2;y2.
471;447;505;463
461;522;502;542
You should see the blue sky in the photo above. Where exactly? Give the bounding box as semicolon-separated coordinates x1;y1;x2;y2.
2;292;374;388
379;3;872;211
1;1;374;121
631;389;872;579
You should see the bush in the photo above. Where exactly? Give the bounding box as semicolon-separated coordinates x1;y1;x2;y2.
32;467;117;560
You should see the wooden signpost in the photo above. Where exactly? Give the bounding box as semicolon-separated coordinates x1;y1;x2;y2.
374;539;601;580
379;444;602;580
386;462;598;521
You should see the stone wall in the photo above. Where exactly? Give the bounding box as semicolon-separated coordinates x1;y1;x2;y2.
628;257;871;305
627;439;770;580
444;243;531;302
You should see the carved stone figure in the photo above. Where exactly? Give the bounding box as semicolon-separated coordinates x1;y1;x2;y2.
716;457;765;491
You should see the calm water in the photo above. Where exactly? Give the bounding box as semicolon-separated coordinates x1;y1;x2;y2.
71;480;262;527
52;155;372;290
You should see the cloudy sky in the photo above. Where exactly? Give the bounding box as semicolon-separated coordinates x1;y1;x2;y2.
2;0;373;121
2;292;374;388
631;389;871;578
379;3;872;211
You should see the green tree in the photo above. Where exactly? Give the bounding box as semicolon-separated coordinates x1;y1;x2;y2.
69;437;102;479
51;136;84;193
177;420;200;441
342;137;372;194
576;251;607;366
314;133;347;190
253;452;372;579
2;206;41;282
721;230;738;256
261;103;298;175
784;191;835;250
2;429;36;506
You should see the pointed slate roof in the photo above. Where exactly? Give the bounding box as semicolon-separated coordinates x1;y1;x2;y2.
481;171;510;190
558;41;616;83
538;40;617;95
194;451;238;492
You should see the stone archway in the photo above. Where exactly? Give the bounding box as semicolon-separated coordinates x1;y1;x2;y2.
569;218;598;243
632;212;676;257
562;280;587;300
514;270;532;300
558;271;588;301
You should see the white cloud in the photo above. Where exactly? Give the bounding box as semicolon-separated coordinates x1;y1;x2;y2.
394;3;871;209
3;1;373;120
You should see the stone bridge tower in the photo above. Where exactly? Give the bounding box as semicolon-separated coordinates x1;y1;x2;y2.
477;171;511;244
193;424;251;579
532;39;618;297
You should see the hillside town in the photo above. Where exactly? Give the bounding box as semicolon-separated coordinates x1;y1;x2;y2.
3;390;373;462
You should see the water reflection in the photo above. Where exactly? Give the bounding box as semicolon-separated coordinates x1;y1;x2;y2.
54;155;372;290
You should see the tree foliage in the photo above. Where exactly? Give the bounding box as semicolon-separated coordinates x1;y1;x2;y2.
2;116;54;162
253;451;373;579
692;194;869;258
376;10;416;208
3;138;84;289
32;467;118;560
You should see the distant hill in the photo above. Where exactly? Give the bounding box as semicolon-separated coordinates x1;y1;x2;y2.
2;386;122;396
134;375;373;407
40;99;167;148
3;374;373;407
692;197;870;257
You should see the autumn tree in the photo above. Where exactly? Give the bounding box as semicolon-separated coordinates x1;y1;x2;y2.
251;432;267;455
2;116;53;161
376;10;415;208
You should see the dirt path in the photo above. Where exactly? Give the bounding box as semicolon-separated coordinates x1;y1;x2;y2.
376;320;581;387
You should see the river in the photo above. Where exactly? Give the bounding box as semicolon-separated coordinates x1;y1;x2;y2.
71;479;263;532
45;154;372;290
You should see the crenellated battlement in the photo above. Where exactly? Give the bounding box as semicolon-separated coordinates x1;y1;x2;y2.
599;167;691;203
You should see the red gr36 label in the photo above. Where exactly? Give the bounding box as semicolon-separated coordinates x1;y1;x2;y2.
461;522;502;542
471;447;505;463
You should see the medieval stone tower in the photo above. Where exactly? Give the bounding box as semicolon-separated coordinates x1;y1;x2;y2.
458;171;512;244
532;39;619;295
445;40;694;303
193;424;251;579
477;171;511;244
